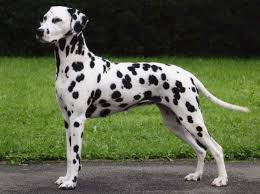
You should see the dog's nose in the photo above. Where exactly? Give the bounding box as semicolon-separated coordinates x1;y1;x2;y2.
36;28;44;37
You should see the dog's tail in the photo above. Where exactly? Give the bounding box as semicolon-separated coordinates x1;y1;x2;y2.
193;76;249;113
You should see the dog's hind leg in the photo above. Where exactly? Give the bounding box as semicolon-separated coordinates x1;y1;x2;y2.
157;105;206;181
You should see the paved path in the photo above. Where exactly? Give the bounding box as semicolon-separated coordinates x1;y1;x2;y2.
0;160;259;193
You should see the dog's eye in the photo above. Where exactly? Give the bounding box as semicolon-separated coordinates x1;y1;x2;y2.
52;18;62;23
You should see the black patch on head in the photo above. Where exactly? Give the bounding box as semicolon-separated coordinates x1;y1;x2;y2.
139;78;145;84
76;74;85;82
72;62;84;72
100;109;111;117
68;81;76;92
64;121;69;129
97;74;101;83
111;91;121;99
74;122;80;127
165;96;169;102
161;73;166;81
73;145;79;153
72;91;79;99
58;38;66;51
122;74;132;89
117;71;123;78
187;116;193;123
110;83;116;90
196;126;203;132
85;104;97;117
134;94;141;100
196;139;207;150
186;101;196;112
119;103;128;108
163;82;170;89
148;75;158;86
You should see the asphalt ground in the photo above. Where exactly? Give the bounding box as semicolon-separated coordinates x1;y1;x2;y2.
0;160;259;193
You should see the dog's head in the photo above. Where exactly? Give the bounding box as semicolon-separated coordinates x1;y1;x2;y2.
36;6;88;43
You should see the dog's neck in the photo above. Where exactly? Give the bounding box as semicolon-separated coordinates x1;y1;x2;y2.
53;32;93;79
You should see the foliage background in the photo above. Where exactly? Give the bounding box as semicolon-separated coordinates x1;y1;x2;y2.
0;0;260;56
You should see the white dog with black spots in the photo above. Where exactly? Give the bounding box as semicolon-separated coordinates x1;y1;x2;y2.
36;6;249;190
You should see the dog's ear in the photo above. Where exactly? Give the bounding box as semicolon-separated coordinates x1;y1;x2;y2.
68;8;89;34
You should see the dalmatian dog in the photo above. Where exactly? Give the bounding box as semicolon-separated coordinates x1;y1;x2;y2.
36;6;249;190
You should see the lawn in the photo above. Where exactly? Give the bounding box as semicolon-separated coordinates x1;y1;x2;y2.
0;56;259;164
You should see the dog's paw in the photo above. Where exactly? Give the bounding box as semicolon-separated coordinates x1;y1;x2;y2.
55;176;68;185
184;172;202;181
211;176;228;187
58;180;76;190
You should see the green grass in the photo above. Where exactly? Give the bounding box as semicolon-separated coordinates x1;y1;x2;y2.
0;56;259;164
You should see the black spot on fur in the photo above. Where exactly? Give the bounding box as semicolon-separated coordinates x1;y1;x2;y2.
100;109;111;117
93;89;101;102
187;116;193;123
69;136;71;147
186;101;196;112
65;66;69;78
143;63;151;71
76;74;84;82
72;176;77;183
74;21;82;33
143;91;152;100
68;81;76;92
85;104;97;117
191;77;195;86
117;71;123;78
119;103;128;108
115;98;124;102
110;83;116;90
148;75;158;86
196;96;200;107
81;132;83;138
97;74;101;83
161;73;166;81
73;159;76;164
196;139;207;150
139;78;145;84
122;74;132;89
72;62;84;72
58;38;66;51
163;82;170;89
73;145;79;153
128;66;137;75
54;47;60;79
100;100;111;107
64;121;69;129
74;122;80;127
179;117;183;121
90;61;95;68
197;132;203;137
165;96;169;102
150;96;161;103
72;91;79;99
196;126;203;132
112;91;121;99
175;80;185;93
192;87;196;93
134;94;141;100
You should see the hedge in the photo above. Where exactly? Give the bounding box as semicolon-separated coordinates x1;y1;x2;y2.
0;0;260;56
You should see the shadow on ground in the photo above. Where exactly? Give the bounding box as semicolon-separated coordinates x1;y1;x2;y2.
0;160;259;193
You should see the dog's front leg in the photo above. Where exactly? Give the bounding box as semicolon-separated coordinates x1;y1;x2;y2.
55;119;72;185
58;115;85;190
